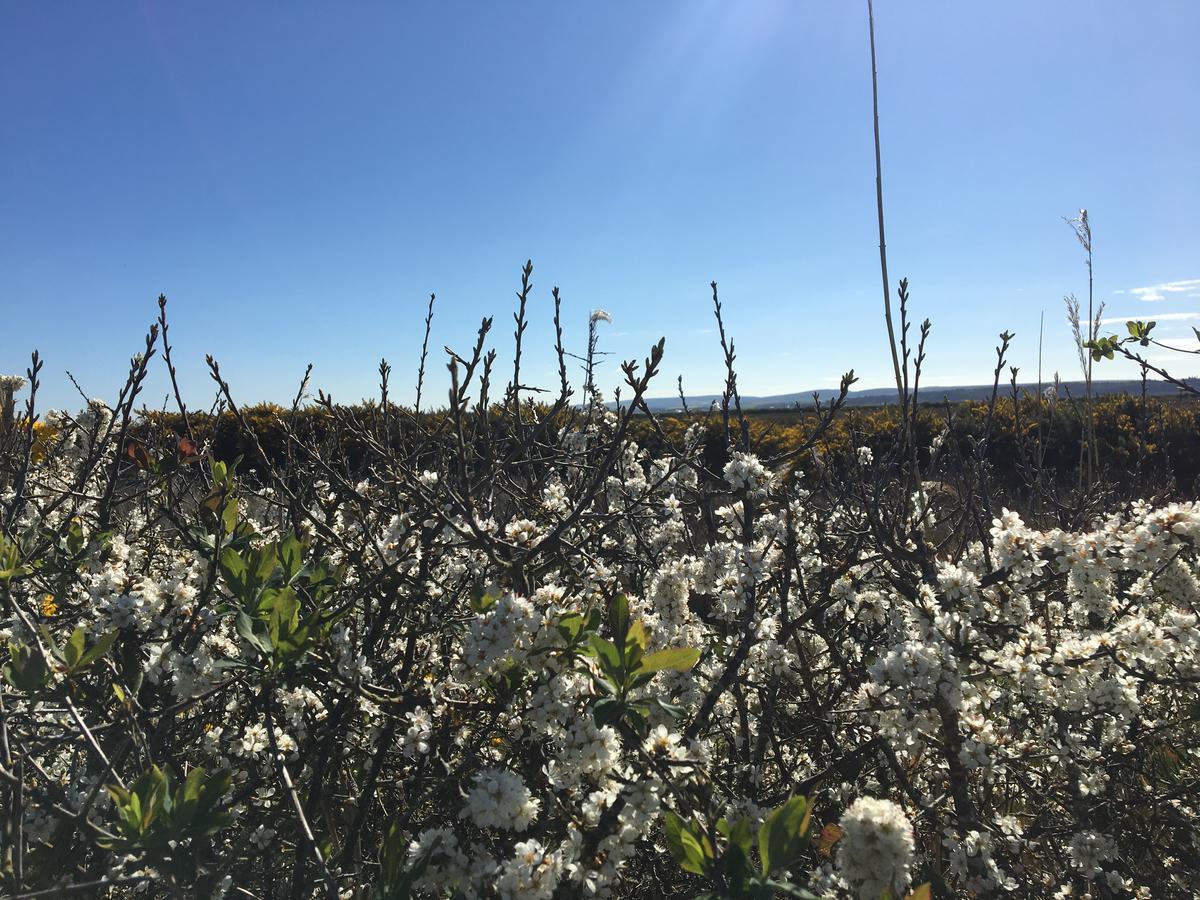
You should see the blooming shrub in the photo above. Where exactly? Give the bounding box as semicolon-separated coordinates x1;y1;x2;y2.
0;287;1197;899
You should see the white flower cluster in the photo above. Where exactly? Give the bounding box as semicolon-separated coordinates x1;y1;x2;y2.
401;706;433;757
459;593;543;679
496;839;561;900
461;769;540;832
723;451;770;493
837;797;915;899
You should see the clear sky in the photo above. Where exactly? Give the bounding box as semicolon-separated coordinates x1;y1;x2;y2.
2;1;1198;410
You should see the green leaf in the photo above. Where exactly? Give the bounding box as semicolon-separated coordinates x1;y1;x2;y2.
723;837;750;892
469;578;496;613
663;811;710;876
593;697;624;728
172;766;207;826
249;543;279;585
717;814;755;890
265;588;301;648
556;612;586;643
278;535;304;583
663;809;686;851
2;641;49;693
276;620;313;661
0;536;27;580
624;703;648;736
758;795;810;876
627;618;648;650
652;696;687;719
587;635;623;682
219;547;250;599
123;791;142;833
629;670;656;690
609;593;630;645
221;495;238;536
380;821;407;885
162;765;232;840
638;647;701;674
194;771;233;838
66;519;86;556
236;610;270;655
76;630;118;669
727;817;753;858
181;766;205;804
64;626;86;668
126;766;169;835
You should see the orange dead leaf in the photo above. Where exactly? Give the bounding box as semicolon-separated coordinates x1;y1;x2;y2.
126;440;153;470
178;435;202;463
816;823;843;857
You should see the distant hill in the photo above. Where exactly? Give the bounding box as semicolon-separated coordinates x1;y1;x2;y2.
629;378;1200;413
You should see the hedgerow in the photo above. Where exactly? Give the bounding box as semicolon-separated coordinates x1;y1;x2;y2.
122;390;1200;501
0;274;1197;900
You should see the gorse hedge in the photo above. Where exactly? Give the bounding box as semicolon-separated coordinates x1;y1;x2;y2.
0;280;1197;900
129;390;1199;497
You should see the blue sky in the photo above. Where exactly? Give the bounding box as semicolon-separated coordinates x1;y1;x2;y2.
2;1;1197;410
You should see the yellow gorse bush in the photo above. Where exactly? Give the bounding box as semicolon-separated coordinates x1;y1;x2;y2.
30;419;58;462
126;393;1200;492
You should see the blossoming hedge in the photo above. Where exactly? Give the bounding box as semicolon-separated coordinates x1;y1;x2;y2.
0;296;1197;899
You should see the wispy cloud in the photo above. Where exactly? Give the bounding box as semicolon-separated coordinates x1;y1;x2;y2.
1100;311;1200;325
1128;279;1200;302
